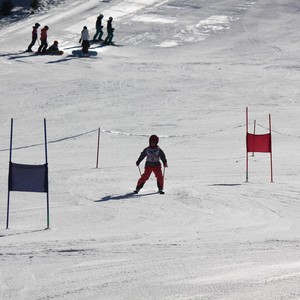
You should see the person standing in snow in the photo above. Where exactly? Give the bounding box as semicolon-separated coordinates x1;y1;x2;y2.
79;26;90;54
134;135;168;194
37;25;49;53
26;22;40;52
103;17;114;45
93;14;104;41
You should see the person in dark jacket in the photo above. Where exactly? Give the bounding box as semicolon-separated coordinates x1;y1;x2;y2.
93;14;104;41
46;40;60;54
26;23;40;52
134;135;168;194
37;25;49;53
103;17;114;45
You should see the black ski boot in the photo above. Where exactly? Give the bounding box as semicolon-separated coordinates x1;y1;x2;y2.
134;183;144;194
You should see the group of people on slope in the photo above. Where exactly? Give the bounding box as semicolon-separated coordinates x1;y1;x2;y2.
79;15;115;54
26;23;60;54
94;14;115;44
26;14;115;55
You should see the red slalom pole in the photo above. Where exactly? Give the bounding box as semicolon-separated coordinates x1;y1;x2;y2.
246;107;249;182
269;114;274;183
96;127;100;169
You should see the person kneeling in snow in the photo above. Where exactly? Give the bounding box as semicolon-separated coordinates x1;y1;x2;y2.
47;40;59;53
134;135;168;194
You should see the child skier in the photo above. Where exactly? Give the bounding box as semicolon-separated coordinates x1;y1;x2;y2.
134;135;168;194
93;14;104;41
26;23;40;52
103;17;114;45
37;25;49;53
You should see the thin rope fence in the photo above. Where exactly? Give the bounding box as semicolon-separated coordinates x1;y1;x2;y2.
256;123;300;138
0;121;298;152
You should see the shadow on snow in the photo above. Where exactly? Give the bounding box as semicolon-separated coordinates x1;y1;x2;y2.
95;191;158;202
209;183;242;187
0;228;49;238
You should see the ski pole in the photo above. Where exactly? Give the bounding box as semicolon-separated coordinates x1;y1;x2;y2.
163;166;166;188
137;165;142;176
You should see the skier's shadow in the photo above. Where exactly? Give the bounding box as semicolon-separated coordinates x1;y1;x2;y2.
45;55;81;63
95;192;158;202
0;51;23;58
6;53;35;60
63;45;81;50
209;184;242;186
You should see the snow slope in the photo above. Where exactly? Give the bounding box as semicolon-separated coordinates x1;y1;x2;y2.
1;0;300;299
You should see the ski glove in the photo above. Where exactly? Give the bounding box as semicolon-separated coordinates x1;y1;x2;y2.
164;163;168;167
136;161;140;166
79;39;81;43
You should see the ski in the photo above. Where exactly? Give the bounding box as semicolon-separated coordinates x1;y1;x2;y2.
98;41;123;48
133;190;165;195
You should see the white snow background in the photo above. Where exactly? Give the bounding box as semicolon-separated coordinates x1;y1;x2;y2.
1;0;300;299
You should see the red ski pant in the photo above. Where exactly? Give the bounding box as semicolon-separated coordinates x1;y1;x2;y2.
137;166;164;189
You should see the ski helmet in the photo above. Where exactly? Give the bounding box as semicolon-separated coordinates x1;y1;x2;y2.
149;135;159;145
109;16;113;21
35;23;40;27
54;40;58;45
99;14;103;18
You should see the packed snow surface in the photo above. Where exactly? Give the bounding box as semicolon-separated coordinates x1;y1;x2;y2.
1;0;300;299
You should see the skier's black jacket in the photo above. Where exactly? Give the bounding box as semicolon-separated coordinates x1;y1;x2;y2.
136;146;167;167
